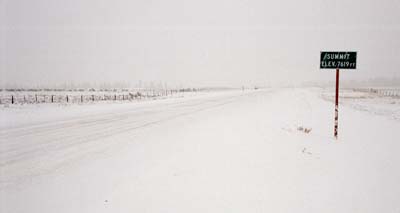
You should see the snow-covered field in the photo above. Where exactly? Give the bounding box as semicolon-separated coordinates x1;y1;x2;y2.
1;88;400;212
322;87;400;121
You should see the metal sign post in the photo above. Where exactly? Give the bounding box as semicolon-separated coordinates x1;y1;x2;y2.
320;51;357;139
334;68;339;138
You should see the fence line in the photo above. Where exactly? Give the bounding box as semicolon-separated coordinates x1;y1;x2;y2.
0;90;182;105
352;88;400;98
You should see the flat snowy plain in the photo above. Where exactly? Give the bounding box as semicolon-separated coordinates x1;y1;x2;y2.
1;88;399;212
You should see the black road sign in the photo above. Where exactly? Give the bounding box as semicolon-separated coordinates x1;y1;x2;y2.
320;52;357;69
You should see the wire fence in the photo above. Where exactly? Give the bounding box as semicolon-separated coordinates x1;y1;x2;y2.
0;90;181;105
352;88;400;98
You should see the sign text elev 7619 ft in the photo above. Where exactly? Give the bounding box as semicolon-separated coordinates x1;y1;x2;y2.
320;52;357;69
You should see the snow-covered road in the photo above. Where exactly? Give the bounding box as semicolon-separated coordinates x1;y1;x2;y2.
1;88;400;212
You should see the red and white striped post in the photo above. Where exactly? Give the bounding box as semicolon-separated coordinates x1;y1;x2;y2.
334;68;339;139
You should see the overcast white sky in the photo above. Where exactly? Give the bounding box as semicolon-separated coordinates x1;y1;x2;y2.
1;0;400;87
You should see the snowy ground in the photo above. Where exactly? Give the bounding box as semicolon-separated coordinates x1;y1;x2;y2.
1;88;400;212
321;88;400;121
